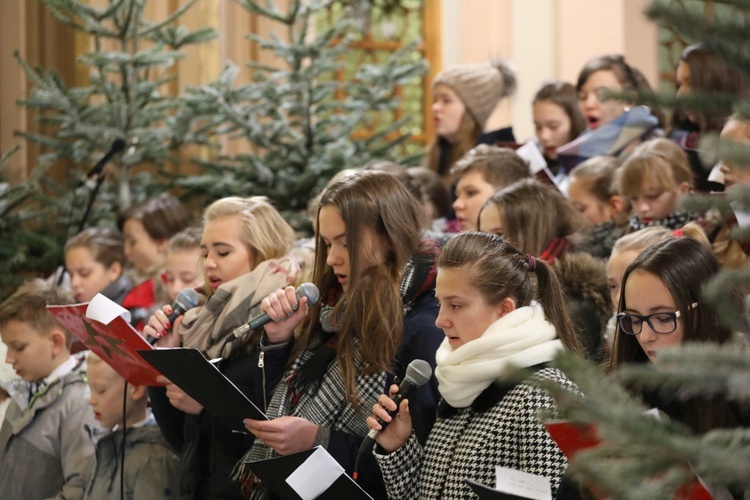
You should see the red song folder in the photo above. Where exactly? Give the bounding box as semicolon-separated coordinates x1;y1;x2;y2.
47;293;163;386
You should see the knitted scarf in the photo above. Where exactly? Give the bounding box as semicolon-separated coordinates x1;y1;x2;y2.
180;255;299;359
434;302;562;408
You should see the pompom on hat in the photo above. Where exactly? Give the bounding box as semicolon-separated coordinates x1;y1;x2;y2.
432;58;517;128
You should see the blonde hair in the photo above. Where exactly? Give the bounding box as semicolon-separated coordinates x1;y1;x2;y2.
167;226;203;253
611;226;675;255
0;279;75;348
203;197;294;264
86;351;104;367
612;224;712;256
618;139;693;198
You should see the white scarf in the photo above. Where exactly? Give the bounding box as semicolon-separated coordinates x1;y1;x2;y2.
434;302;563;408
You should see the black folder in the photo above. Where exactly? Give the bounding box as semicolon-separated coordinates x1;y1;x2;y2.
247;447;373;500
138;347;267;432
466;479;536;500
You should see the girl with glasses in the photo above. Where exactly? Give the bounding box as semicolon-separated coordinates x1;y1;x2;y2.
610;237;745;434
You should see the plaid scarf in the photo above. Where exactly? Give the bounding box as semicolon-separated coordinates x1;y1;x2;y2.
556;105;661;172
629;210;699;232
540;237;571;263
180;255;299;359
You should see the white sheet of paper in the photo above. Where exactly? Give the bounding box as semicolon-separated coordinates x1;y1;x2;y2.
286;446;344;500
731;202;750;229
495;466;551;500
515;140;547;174
86;293;131;324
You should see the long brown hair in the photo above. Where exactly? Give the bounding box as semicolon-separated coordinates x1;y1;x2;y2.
439;232;583;356
426;112;483;182
610;237;739;433
482;179;588;256
293;170;424;405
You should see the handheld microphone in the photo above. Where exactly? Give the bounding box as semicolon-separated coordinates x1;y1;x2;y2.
226;283;320;342
354;359;433;479
81;138;126;185
364;359;432;445
147;288;201;346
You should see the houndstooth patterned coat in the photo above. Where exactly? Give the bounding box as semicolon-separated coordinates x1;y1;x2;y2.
240;333;385;499
375;367;578;499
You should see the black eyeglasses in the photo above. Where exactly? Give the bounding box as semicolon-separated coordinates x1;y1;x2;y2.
617;302;698;336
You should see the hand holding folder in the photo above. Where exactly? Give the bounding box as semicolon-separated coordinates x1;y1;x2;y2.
138;347;267;432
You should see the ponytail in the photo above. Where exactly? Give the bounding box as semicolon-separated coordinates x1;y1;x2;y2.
440;232;583;357
529;259;583;356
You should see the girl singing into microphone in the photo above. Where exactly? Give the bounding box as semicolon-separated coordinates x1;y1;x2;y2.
367;232;582;499
143;196;299;499
236;171;444;499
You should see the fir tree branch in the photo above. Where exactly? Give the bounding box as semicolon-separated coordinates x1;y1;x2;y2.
138;0;199;37
233;0;293;24
617;343;750;401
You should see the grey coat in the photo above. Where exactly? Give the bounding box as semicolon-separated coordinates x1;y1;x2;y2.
83;416;180;499
0;354;96;499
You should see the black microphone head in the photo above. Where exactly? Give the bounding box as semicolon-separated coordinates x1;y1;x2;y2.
404;359;432;387
296;282;320;306
111;138;127;153
174;288;200;314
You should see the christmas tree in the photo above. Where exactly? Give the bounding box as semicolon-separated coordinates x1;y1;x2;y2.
173;0;427;229
1;0;216;299
0;146;60;298
16;0;216;209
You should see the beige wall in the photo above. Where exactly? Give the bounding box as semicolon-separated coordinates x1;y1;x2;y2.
439;0;660;142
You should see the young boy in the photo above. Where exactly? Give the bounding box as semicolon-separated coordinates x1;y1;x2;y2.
0;279;96;498
83;353;179;499
450;145;531;231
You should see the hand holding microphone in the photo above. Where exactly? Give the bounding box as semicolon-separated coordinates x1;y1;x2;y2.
227;283;320;345
144;288;201;346
363;359;433;454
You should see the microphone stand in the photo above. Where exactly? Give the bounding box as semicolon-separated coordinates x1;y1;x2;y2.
56;139;124;286
56;172;109;287
76;171;107;234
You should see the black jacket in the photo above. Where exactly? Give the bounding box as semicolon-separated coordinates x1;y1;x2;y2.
149;341;292;499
